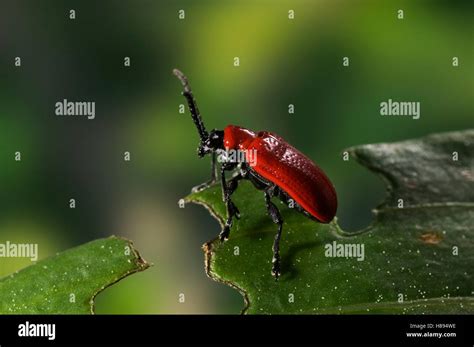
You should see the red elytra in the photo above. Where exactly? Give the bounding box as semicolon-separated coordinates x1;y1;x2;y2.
224;125;337;223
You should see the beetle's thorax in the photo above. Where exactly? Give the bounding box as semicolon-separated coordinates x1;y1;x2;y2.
223;125;256;150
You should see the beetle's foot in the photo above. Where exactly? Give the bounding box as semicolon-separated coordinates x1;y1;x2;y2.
271;256;281;280
191;180;216;193
219;226;230;242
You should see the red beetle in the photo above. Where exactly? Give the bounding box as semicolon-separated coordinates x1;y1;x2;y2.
174;69;337;279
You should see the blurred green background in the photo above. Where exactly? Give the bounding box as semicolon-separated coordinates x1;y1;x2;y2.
0;0;472;313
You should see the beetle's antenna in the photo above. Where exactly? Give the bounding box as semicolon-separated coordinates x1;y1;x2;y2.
173;69;209;141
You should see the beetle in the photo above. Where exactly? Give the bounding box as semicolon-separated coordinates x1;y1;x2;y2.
173;69;337;280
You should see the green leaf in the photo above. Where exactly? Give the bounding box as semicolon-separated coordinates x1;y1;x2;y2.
186;130;474;314
0;236;150;314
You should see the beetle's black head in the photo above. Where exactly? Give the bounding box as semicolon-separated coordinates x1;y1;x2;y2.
198;129;224;157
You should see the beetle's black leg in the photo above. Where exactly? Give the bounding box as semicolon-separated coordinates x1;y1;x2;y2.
264;186;283;280
219;163;241;241
191;152;218;193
